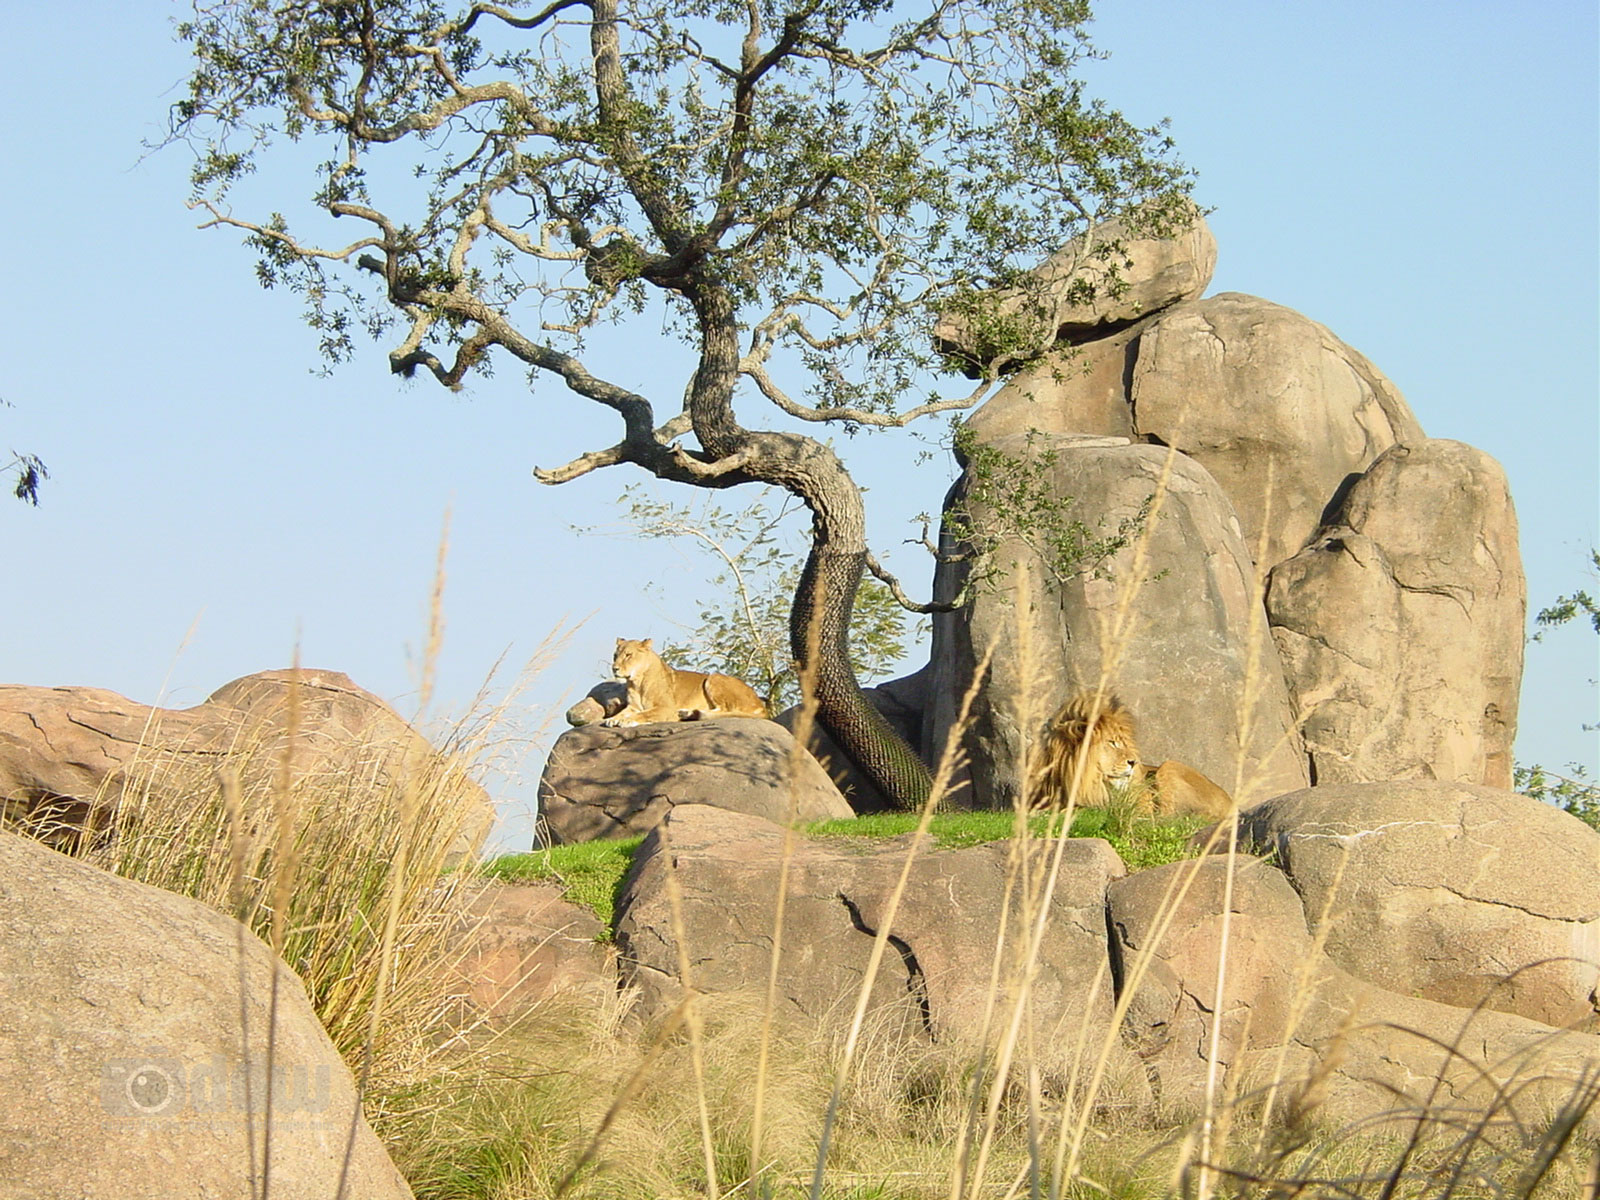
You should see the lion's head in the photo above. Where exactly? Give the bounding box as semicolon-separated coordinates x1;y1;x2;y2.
611;637;660;682
1027;692;1142;809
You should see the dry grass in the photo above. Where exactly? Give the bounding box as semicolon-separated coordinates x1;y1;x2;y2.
68;699;494;1087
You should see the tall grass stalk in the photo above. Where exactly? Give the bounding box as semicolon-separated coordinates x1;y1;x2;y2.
750;610;827;1199
809;645;996;1200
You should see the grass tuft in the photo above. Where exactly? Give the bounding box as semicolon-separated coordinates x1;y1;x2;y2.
483;836;645;930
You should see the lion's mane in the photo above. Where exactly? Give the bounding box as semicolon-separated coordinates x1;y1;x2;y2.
1026;692;1141;809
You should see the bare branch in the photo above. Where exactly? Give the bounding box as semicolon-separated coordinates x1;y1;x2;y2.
741;361;993;428
454;0;593;35
190;201;385;263
864;550;968;613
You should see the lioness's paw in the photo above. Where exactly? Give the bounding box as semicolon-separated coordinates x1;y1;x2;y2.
678;708;705;721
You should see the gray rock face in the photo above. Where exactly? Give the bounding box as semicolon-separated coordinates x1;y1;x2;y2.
935;214;1216;368
1129;293;1424;572
0;829;413;1199
536;719;854;844
928;438;1307;810
1109;852;1600;1131
0;669;495;858
964;324;1144;446
1267;440;1525;787
1109;855;1314;1116
615;805;1127;1060
1240;782;1600;1032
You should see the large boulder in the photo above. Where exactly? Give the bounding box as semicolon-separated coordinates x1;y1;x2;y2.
1108;855;1321;1117
1266;440;1524;787
0;669;495;857
1109;853;1600;1132
1128;294;1424;571
1240;782;1600;1032
615;805;1129;1064
935;213;1216;368
956;293;1424;575
0;829;413;1198
927;438;1307;810
537;719;854;844
963;323;1143;446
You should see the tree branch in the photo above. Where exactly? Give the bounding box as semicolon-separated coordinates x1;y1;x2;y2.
864;550;968;613
742;361;992;428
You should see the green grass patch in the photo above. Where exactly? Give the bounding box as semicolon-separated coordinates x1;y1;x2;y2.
482;836;645;929
481;807;1207;938
805;807;1209;871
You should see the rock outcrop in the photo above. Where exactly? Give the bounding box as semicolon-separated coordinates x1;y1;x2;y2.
1110;852;1600;1130
1127;294;1424;570
0;829;413;1199
936;213;1217;366
928;438;1307;809
1240;782;1600;1032
451;881;618;1027
537;720;854;844
0;669;495;857
1267;440;1525;788
615;805;1128;1061
927;218;1522;793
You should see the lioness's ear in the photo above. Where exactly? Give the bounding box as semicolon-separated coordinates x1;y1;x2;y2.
642;638;653;649
615;637;625;648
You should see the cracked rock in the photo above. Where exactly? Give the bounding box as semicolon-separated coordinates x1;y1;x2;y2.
1108;850;1600;1131
1240;782;1600;1032
613;805;1125;1064
1267;440;1525;788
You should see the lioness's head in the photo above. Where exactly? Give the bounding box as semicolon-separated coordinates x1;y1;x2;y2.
1027;692;1141;809
612;637;659;682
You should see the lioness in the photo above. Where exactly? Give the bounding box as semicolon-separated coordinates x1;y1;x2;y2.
600;638;768;726
1027;691;1233;820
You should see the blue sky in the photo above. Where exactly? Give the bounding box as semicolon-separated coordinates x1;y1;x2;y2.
2;2;1594;849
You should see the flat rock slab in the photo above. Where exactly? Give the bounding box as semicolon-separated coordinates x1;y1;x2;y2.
537;720;853;845
615;805;1127;1061
935;213;1216;366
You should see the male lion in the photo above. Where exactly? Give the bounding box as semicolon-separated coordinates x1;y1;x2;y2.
1027;691;1234;820
600;638;768;726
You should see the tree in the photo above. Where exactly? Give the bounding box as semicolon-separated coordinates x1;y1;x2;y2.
1515;548;1600;831
172;0;1194;808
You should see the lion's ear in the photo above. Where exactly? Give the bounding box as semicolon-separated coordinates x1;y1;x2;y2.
615;637;625;648
642;638;654;650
